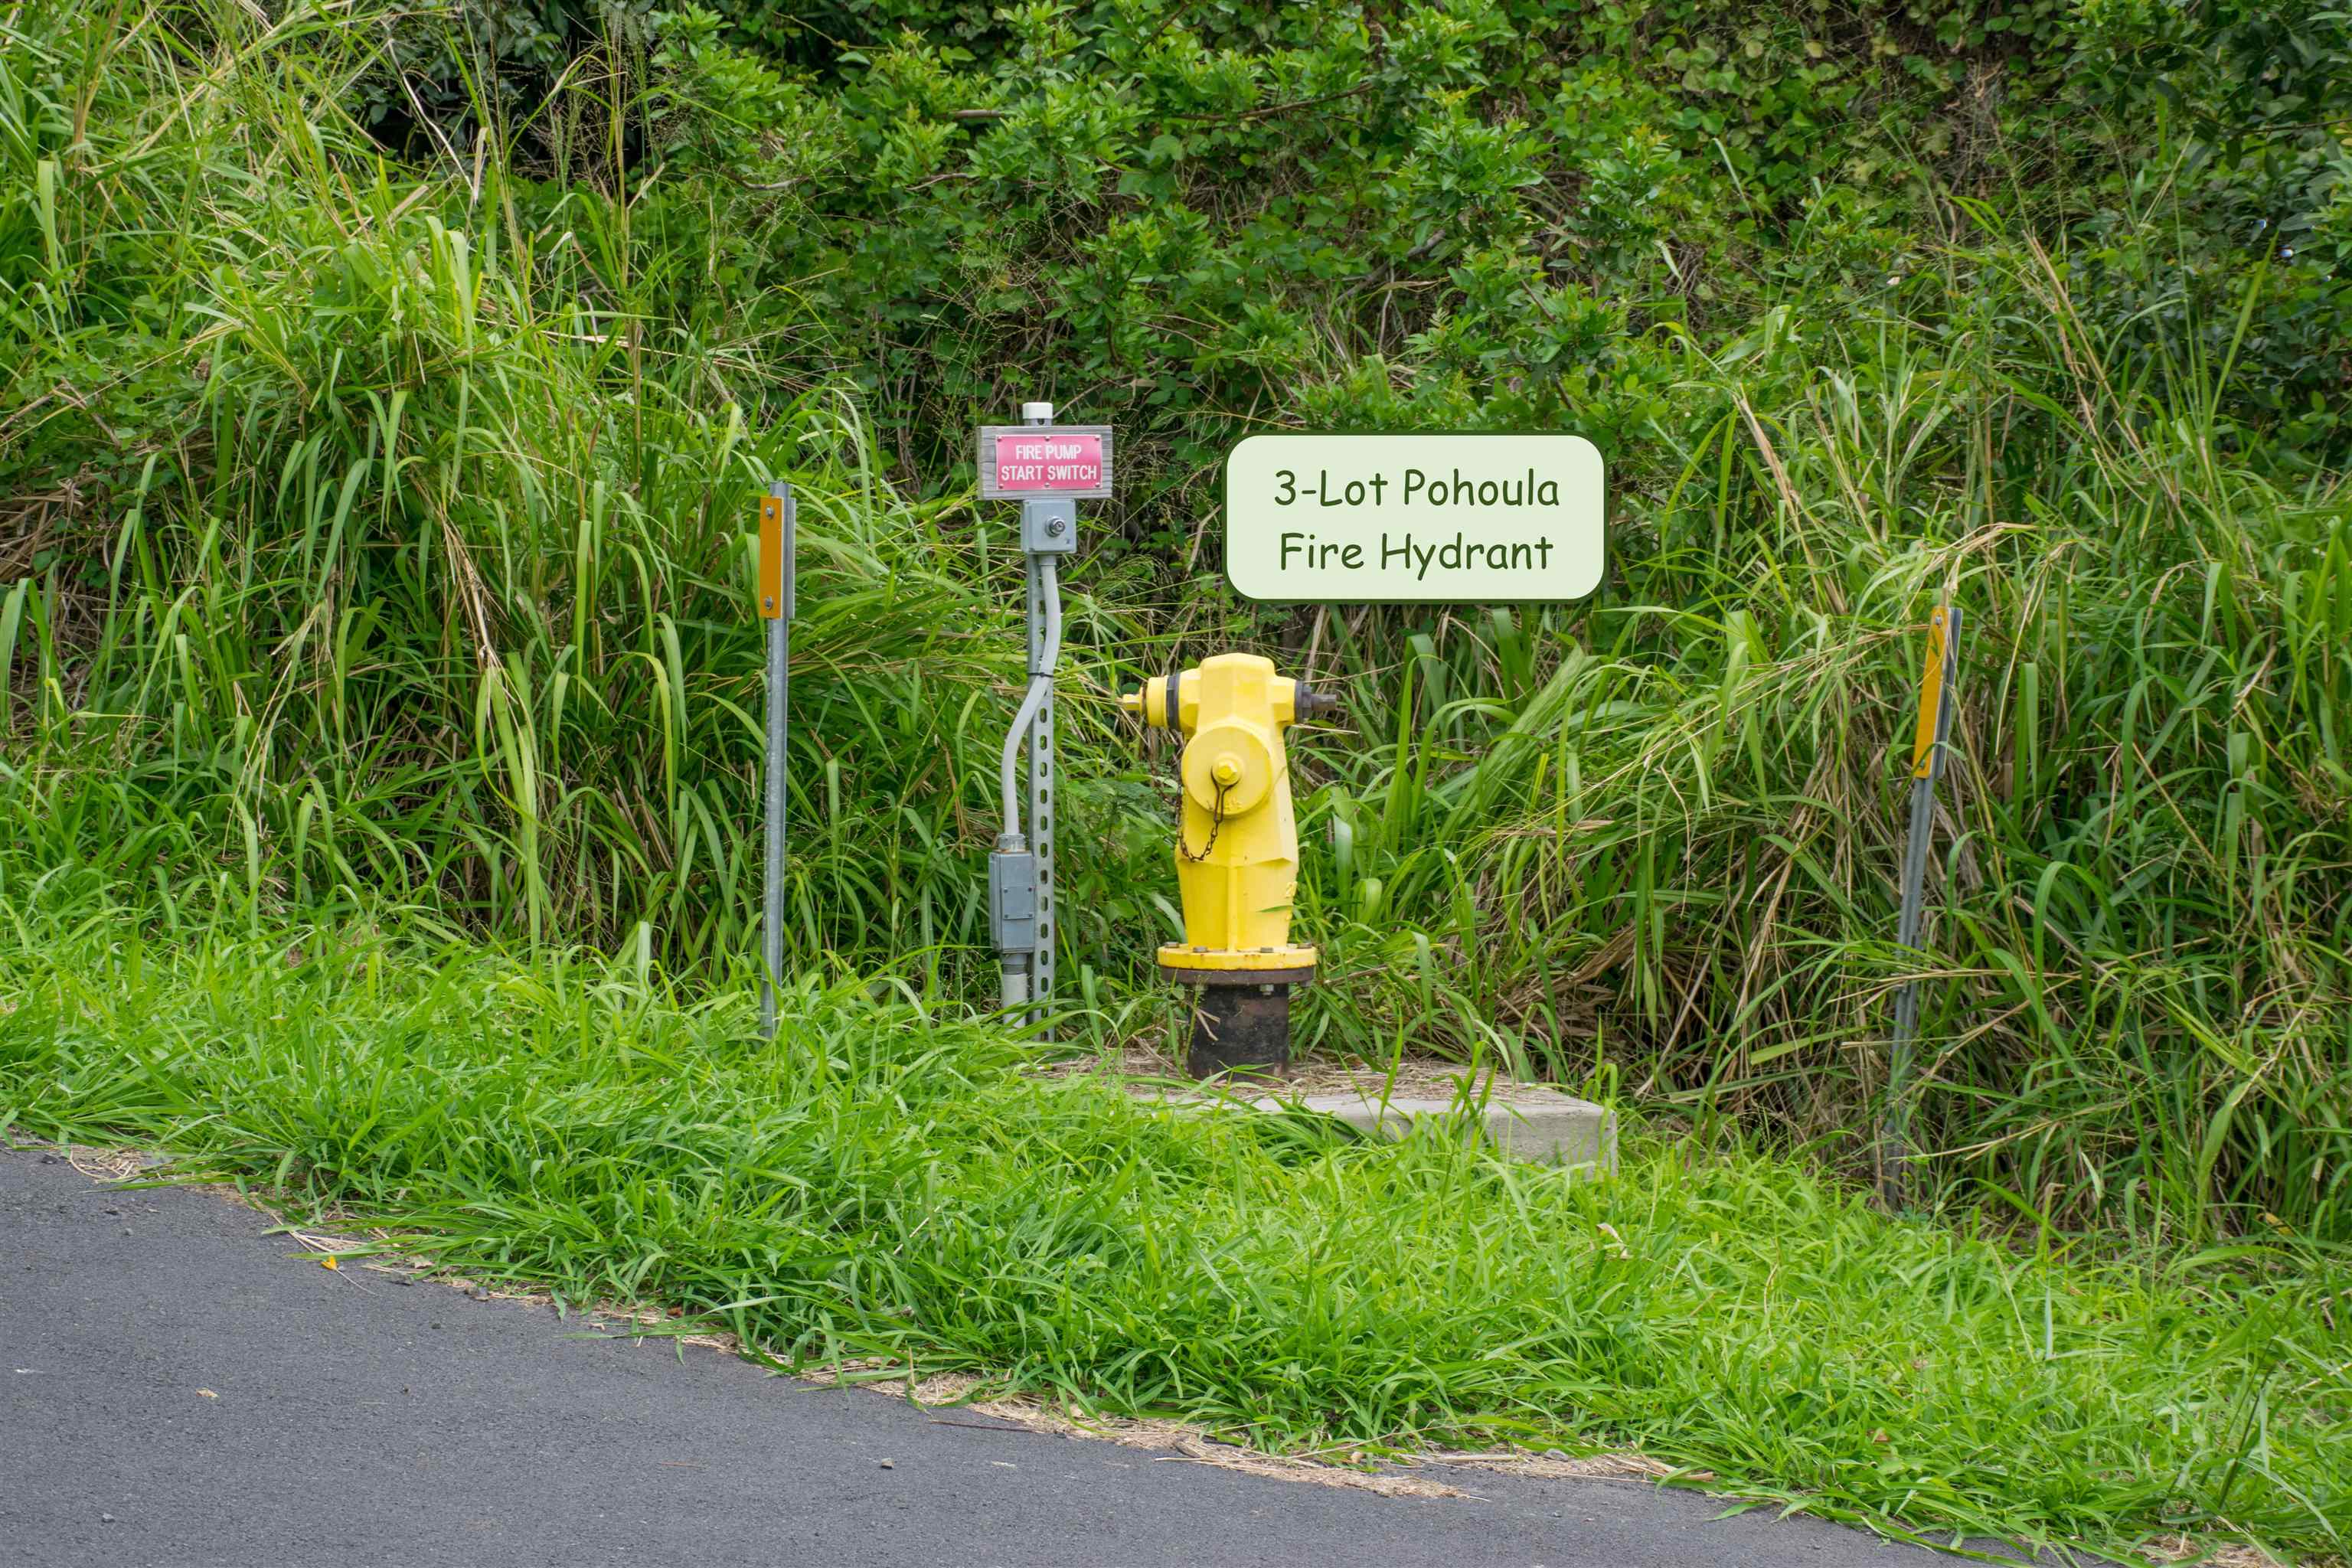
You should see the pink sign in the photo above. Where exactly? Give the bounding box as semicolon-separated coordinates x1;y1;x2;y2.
993;431;1103;492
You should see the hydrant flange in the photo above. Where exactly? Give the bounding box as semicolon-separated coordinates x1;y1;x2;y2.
1157;947;1317;985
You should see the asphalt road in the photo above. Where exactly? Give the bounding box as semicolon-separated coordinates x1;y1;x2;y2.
2;1143;1915;1568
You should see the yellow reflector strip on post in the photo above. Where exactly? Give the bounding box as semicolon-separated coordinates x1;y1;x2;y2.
758;495;786;619
1910;606;1949;779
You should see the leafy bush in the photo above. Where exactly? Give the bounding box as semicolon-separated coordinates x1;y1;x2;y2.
590;0;2352;498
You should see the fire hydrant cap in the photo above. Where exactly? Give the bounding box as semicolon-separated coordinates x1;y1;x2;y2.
1181;720;1272;815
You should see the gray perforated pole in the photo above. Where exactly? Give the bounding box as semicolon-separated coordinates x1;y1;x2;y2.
760;482;794;1041
1021;406;1057;1035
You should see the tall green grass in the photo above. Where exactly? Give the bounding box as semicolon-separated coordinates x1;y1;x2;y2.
0;0;1161;988
1286;292;2352;1242
2;0;2347;1243
1;897;2344;1561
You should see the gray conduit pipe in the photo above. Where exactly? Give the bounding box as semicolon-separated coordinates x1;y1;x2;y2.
995;553;1060;1009
998;554;1062;835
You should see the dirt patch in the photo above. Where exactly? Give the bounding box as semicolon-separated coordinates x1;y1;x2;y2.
1432;1449;1685;1484
60;1143;168;1181
2143;1540;2289;1568
810;1365;1483;1499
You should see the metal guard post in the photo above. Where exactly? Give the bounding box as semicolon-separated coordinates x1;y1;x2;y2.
760;481;795;1040
1881;603;1961;1207
1025;539;1056;1030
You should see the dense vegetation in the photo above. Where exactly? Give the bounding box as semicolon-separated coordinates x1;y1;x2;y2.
2;0;2348;1250
3;2;2349;1557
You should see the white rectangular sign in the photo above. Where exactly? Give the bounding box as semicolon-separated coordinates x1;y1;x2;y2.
1225;433;1605;602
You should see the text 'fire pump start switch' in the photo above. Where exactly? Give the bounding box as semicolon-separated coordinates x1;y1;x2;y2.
1121;652;1338;1080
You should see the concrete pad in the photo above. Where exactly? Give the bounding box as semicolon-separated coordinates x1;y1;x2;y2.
1256;1090;1615;1172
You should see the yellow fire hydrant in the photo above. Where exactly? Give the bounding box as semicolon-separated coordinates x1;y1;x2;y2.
1120;652;1337;1077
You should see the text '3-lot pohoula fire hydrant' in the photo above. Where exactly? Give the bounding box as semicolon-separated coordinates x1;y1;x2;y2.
1121;653;1338;1080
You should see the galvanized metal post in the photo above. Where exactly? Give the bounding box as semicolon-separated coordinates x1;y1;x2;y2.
1021;407;1059;1033
1881;603;1961;1209
759;482;795;1040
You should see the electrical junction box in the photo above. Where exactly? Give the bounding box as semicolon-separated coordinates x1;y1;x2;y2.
989;850;1038;953
1020;499;1077;555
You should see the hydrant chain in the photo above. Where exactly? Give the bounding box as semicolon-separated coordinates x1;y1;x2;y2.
1176;778;1231;863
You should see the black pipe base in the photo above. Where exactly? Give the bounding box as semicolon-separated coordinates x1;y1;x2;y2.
1184;984;1292;1081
